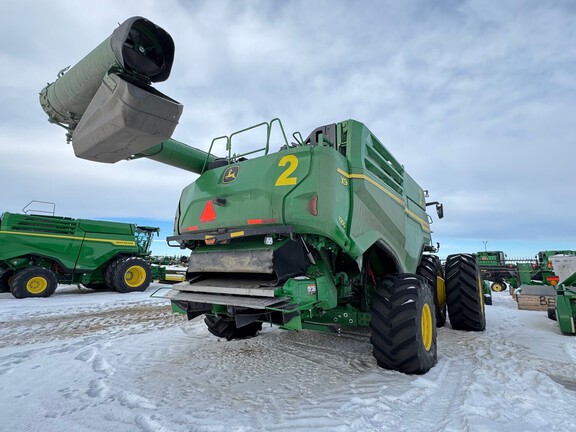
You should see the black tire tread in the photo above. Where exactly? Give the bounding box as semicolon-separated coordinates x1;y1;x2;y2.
417;255;447;327
204;315;263;340
110;257;152;293
10;267;58;299
369;274;437;374
445;253;486;331
0;270;14;293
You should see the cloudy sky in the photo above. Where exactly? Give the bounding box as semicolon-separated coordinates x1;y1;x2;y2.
1;0;575;258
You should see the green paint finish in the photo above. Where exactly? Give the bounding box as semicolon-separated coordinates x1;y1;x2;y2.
300;307;371;331
555;288;576;335
280;277;319;305
0;212;157;285
171;302;187;315
477;251;506;267
174;120;433;271
164;119;440;329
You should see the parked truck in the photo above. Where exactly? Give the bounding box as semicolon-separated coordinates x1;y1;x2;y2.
0;210;158;298
38;16;486;374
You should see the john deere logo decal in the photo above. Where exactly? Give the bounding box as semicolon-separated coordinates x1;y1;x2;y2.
222;166;239;183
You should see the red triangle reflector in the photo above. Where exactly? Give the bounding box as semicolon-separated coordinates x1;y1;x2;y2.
200;200;216;223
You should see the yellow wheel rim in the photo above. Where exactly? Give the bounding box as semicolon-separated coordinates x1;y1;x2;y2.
436;274;446;306
421;303;433;351
493;282;504;292
26;276;48;294
478;276;485;315
124;265;147;288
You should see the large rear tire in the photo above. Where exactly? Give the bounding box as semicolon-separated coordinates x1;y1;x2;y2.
370;274;437;374
445;254;486;331
10;267;58;299
108;257;152;293
417;254;447;327
204;315;263;340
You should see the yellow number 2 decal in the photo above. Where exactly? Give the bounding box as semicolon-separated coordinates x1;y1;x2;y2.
275;155;299;186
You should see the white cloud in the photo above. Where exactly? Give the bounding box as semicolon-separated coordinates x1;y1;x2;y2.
1;0;575;256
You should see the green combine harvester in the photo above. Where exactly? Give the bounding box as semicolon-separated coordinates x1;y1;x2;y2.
38;16;486;374
475;250;519;292
514;250;576;297
0;205;158;298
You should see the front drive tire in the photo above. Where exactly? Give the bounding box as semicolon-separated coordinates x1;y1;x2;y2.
445;254;486;331
109;257;152;293
204;315;263;340
370;274;437;375
10;267;58;299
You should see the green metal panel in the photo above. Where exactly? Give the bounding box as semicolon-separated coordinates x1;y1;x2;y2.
517;262;534;284
135;138;216;174
0;212;143;273
477;251;506;266
555;291;576;335
0;213;83;270
337;120;430;272
174;119;432;274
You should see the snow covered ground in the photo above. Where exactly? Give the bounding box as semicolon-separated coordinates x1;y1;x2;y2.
1;284;576;432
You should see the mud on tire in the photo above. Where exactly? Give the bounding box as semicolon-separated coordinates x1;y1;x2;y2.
370;274;437;374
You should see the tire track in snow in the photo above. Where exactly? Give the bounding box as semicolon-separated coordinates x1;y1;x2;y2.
0;304;184;347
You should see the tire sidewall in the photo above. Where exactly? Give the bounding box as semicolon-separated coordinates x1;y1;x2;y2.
370;274;438;374
112;257;152;293
10;267;58;299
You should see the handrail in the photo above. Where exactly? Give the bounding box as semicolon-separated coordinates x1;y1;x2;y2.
202;118;291;172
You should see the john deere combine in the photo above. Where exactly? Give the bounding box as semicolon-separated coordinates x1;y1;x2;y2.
39;16;486;374
0;209;158;298
475;250;518;292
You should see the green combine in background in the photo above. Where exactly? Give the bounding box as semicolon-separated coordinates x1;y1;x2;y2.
0;206;158;298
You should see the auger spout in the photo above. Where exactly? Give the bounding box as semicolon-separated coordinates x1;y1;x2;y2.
39;16;184;164
133;139;217;175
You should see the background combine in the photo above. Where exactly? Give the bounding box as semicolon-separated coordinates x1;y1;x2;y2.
38;16;486;374
0;203;158;298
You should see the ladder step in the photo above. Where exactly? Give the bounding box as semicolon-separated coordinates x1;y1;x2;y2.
166;290;288;309
173;278;277;297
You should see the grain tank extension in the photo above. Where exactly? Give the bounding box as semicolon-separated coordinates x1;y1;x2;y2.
40;16;486;374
